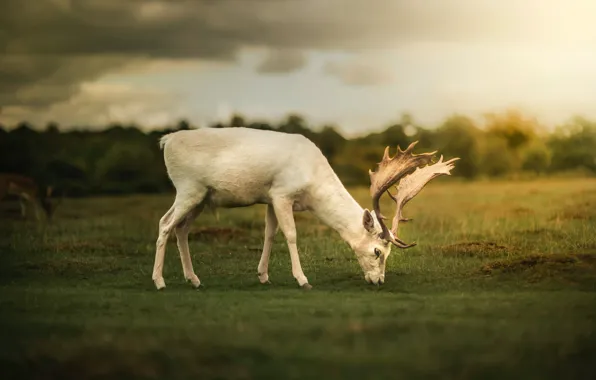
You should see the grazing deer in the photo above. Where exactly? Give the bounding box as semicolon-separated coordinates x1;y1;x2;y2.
153;127;458;290
0;173;60;221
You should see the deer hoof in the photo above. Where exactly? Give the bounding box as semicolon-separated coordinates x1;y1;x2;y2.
186;274;201;288
301;283;313;291
154;277;166;290
258;273;269;284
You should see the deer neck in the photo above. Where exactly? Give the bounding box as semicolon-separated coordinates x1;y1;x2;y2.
307;174;366;247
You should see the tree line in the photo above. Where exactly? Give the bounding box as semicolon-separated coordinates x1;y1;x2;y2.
1;110;595;196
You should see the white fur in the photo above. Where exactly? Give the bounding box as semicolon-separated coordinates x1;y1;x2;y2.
152;127;391;290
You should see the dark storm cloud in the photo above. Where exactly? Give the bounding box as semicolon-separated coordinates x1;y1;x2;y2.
1;0;243;107
2;1;241;58
0;54;129;107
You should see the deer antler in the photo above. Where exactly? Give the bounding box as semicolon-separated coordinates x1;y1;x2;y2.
369;141;435;248
388;155;459;235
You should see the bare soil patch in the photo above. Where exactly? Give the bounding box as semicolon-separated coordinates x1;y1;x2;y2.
480;253;596;283
440;241;510;258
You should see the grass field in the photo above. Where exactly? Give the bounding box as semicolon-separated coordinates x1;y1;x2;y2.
1;178;595;379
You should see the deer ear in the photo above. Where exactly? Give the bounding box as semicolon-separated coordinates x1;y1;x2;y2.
362;209;376;233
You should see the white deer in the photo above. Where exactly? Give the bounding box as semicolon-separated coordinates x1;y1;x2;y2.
152;127;458;290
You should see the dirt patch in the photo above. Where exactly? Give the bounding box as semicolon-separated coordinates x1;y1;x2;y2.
480;253;596;278
440;241;510;258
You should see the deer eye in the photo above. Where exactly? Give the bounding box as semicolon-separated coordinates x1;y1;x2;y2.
374;248;382;259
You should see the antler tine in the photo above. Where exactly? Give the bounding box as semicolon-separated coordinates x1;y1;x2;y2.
369;141;436;248
382;146;391;161
389;155;459;236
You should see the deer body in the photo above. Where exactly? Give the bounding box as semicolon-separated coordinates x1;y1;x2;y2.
162;128;334;210
0;173;56;220
153;127;458;290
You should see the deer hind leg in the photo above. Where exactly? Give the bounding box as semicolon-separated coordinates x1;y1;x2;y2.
175;203;205;288
272;198;310;289
33;201;44;222
17;192;33;219
152;186;208;290
257;204;278;284
18;198;28;219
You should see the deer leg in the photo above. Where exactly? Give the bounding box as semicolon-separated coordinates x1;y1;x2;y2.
152;187;207;290
272;199;310;289
18;198;27;219
175;203;205;288
33;201;43;221
257;204;278;284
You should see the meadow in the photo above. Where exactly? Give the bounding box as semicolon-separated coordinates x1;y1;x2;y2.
1;178;595;380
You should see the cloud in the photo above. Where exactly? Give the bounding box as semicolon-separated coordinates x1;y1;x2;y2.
0;54;130;107
256;50;306;74
2;0;596;125
1;82;185;130
324;60;395;86
5;1;596;58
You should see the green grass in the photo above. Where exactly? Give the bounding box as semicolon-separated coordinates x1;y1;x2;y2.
1;178;596;379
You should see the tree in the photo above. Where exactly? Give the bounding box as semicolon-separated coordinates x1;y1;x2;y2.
548;117;596;173
484;110;540;150
482;110;548;174
479;135;516;177
433;115;482;178
176;119;191;131
315;125;346;162
45;122;60;134
230;114;245;128
278;114;309;135
521;140;551;173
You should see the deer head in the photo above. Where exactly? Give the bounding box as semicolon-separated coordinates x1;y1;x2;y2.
355;142;458;285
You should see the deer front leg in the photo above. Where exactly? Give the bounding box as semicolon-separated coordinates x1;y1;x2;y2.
272;199;311;289
257;204;278;284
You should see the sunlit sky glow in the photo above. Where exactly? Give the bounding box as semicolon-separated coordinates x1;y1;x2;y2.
2;0;596;135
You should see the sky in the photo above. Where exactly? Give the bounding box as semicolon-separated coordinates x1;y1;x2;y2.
1;0;596;136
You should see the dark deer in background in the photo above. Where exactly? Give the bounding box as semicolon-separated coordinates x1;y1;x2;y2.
0;173;61;221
